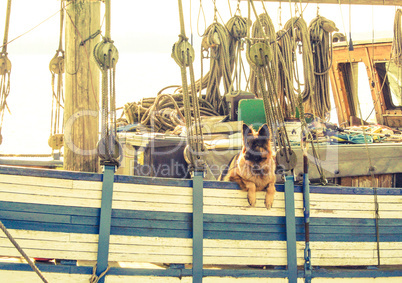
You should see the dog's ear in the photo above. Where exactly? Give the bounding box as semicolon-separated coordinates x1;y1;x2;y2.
242;123;251;146
258;124;270;139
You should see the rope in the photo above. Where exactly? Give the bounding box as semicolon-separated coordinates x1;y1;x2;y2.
247;0;293;164
308;16;338;119
175;14;247;115
89;264;110;283
0;0;12;145
93;0;120;166
392;9;402;67
0;220;49;283
337;0;380;266
284;16;316;105
49;0;65;152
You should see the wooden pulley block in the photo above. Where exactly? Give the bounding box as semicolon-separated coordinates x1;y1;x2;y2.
249;42;272;67
49;56;64;74
172;40;195;67
97;135;122;165
48;133;64;150
93;41;119;69
276;148;297;172
0;55;12;75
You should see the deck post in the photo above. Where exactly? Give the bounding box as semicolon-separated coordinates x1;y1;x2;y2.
192;171;204;283
95;165;115;283
284;174;298;283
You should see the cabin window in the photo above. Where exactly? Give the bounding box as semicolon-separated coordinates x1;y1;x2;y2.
339;62;377;123
375;62;402;109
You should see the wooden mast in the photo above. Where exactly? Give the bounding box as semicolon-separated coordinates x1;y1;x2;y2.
64;0;101;172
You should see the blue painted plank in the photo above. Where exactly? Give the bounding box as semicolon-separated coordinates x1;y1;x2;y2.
3;262;402;279
0;211;71;224
5;201;402;229
1;262;402;278
0;201;100;217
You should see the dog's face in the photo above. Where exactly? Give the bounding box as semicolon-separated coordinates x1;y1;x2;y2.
241;123;273;174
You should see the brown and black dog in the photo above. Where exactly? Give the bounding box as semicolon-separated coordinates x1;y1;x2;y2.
219;123;276;209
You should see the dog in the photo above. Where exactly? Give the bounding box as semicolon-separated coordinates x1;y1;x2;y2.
219;123;276;209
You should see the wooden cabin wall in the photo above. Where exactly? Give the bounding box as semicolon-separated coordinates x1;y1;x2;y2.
330;42;394;127
340;174;394;188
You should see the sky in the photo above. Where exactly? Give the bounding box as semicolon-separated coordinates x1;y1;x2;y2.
0;0;399;154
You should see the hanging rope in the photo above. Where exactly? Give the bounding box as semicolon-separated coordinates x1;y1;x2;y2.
308;15;338;120
0;220;49;283
0;0;12;145
175;11;247;116
249;13;277;99
172;0;205;172
392;9;402;67
94;0;120;167
284;16;316;106
247;0;295;171
48;0;65;153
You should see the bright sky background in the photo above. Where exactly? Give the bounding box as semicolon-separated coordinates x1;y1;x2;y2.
0;0;398;154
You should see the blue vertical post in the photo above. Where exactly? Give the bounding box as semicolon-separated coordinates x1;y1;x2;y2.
96;165;115;283
303;171;312;283
284;174;297;283
192;171;204;283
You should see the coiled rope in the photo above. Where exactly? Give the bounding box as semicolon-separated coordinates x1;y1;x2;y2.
123;92;219;133
308;15;338;119
284;16;315;105
175;13;248;116
392;9;402;67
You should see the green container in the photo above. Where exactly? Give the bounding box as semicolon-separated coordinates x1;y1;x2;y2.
238;99;266;130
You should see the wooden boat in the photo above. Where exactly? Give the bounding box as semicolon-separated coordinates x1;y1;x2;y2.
1;1;401;282
0;164;401;282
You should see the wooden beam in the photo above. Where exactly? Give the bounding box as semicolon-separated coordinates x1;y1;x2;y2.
64;0;101;172
254;0;400;6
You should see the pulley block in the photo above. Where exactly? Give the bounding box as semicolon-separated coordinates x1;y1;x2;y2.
97;135;122;166
49;55;64;75
276;148;297;172
249;42;272;67
93;41;119;69
48;134;64;150
0;55;12;75
172;40;195;67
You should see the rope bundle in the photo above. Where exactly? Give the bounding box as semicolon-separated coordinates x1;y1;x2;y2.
123;93;219;133
284;17;316;105
249;13;278;99
392;9;402;67
308;16;338;119
176;16;248;115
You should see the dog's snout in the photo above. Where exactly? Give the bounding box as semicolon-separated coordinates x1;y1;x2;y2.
245;151;263;163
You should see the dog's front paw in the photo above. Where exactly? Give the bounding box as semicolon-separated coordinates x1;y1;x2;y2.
265;194;274;210
247;191;256;207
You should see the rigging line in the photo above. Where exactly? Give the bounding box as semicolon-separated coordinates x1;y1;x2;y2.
0;1;72;51
197;0;206;37
1;0;12;54
65;9;100;111
338;0;381;266
228;0;233;18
